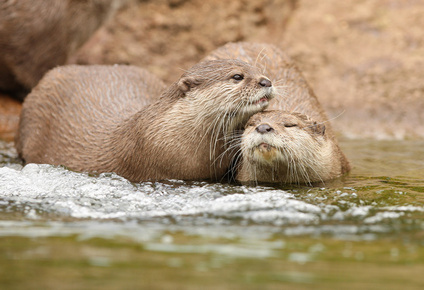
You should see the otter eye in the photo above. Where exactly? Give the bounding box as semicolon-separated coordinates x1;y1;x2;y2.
284;123;297;128
232;74;244;81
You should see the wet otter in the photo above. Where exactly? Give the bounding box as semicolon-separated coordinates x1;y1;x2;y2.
236;110;350;184
16;60;275;182
0;0;129;100
204;42;329;125
205;42;350;184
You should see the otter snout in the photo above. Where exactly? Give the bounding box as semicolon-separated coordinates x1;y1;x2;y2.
258;78;272;88
256;124;274;134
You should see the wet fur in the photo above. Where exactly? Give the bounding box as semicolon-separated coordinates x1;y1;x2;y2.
16;60;274;182
205;42;350;184
236;111;349;185
204;42;330;126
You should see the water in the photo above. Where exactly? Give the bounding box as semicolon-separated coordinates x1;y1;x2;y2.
1;139;424;289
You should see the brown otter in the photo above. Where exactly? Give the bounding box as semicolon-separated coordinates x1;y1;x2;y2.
205;42;350;184
0;0;129;100
204;42;330;126
16;60;275;182
235;110;350;185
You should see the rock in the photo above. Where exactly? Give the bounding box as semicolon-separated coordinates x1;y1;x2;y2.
70;0;296;83
281;0;424;139
0;94;21;142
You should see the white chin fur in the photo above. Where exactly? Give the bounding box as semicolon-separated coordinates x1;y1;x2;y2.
245;135;281;163
243;101;269;115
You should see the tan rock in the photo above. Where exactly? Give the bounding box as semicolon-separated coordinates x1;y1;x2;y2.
281;0;424;139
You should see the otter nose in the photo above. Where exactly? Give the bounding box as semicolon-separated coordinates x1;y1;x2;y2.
256;124;274;134
259;78;272;87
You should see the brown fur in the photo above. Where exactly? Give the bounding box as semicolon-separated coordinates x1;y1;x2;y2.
205;42;350;184
236;110;350;184
204;42;330;126
16;60;274;182
0;0;129;100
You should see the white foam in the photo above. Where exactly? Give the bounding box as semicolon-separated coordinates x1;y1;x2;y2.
1;162;422;241
0;164;319;225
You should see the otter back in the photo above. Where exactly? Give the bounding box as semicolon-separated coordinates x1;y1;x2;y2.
16;65;166;175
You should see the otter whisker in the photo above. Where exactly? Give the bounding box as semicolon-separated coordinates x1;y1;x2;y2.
208;109;228;167
254;48;268;72
219;145;243;183
272;78;288;86
214;140;241;168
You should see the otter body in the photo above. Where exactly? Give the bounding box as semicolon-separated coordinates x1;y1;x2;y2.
206;42;350;184
0;0;128;99
17;60;274;182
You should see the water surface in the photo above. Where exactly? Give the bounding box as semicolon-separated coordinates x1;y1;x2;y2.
1;139;424;289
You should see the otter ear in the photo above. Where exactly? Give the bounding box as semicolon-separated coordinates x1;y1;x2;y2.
177;77;202;93
312;122;326;135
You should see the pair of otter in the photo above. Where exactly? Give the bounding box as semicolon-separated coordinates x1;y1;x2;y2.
16;42;350;185
205;43;350;184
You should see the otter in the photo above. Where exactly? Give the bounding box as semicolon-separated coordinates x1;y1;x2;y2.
235;110;350;185
205;42;350;184
16;60;275;182
204;42;329;126
0;0;129;100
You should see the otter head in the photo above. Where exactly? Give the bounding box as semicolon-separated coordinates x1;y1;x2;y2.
239;110;330;184
176;59;275;133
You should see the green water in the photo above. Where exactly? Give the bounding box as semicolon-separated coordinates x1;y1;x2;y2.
1;139;424;289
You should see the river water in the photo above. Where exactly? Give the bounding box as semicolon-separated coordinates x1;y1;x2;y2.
1;139;424;289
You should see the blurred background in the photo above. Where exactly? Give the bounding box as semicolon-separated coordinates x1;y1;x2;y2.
1;0;424;141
